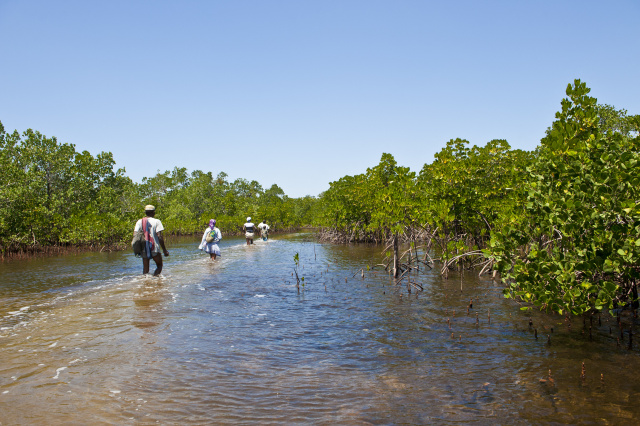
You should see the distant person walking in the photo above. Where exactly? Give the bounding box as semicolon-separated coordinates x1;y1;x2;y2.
257;220;270;241
243;217;256;245
133;205;169;276
199;219;222;260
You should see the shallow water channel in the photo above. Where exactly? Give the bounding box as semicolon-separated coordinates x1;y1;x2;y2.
1;233;639;424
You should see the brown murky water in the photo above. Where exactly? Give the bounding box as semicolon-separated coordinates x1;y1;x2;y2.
1;234;639;424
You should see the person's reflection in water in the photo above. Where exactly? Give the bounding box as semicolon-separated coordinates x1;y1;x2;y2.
132;278;169;332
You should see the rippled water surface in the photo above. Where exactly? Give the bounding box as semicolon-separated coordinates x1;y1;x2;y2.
1;234;640;424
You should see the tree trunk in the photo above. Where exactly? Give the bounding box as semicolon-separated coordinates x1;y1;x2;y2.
393;233;399;278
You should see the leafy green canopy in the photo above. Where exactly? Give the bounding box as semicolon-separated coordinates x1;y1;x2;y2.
490;79;640;315
137;168;320;234
0;123;135;248
418;139;532;237
0;122;321;252
320;140;531;256
320;153;418;241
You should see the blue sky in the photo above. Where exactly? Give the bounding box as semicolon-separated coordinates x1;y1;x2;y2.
1;1;638;197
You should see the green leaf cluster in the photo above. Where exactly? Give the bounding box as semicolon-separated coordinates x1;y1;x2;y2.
490;79;640;315
417;138;532;261
0;123;136;249
139;169;320;234
320;140;531;267
320;153;417;241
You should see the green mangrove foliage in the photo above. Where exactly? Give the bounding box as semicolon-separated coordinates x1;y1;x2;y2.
0;122;137;251
490;80;640;315
0;121;320;254
416;138;532;271
320;153;417;243
139;167;320;234
4;78;639;317
320;139;531;274
320;80;639;315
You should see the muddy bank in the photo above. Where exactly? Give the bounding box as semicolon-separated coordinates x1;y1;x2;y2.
0;241;127;261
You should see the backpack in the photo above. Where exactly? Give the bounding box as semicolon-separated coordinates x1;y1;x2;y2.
132;217;148;256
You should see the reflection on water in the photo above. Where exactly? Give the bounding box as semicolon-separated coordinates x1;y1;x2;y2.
1;234;640;424
132;279;172;330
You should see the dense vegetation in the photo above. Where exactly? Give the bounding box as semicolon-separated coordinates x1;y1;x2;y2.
0;121;319;255
136;168;318;235
319;80;640;315
491;81;640;315
3;79;639;317
319;136;532;275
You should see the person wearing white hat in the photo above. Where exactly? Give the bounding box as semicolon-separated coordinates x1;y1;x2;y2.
133;205;169;275
243;216;255;245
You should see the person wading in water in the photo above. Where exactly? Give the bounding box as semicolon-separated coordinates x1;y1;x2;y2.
199;219;222;260
243;217;256;245
257;220;270;241
133;205;169;276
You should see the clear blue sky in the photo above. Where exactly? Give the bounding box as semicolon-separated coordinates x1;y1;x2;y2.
1;1;638;197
